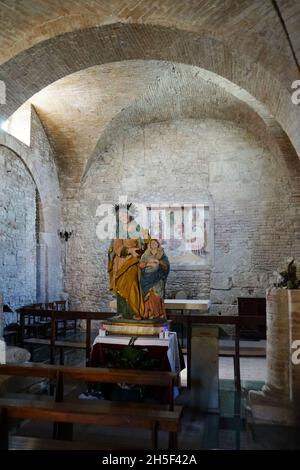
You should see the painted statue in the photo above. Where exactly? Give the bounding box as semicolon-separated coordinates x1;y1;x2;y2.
108;204;169;320
108;204;148;319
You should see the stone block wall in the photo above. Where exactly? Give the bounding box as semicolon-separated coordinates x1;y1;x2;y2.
65;118;300;314
0;146;36;308
0;105;63;310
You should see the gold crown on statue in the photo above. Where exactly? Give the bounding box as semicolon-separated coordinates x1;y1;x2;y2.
113;202;137;217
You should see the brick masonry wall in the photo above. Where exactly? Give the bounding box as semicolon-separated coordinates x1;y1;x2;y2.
0;106;64;308
65;118;300;314
1;2;300;162
0;146;37;308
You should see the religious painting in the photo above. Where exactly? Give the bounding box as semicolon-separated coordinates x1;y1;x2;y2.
144;203;213;270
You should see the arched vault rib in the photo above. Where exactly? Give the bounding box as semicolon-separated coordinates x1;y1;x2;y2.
0;23;299;159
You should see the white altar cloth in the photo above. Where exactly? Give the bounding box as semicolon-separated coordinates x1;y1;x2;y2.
92;331;181;374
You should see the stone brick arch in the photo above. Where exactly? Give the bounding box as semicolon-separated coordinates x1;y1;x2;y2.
0;106;63;302
0;23;299;158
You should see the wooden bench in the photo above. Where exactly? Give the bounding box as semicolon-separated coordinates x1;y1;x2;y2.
8;435;106;450
238;297;266;340
0;398;182;450
0;363;182;449
0;362;178;405
23;338;86;364
18;310;112;364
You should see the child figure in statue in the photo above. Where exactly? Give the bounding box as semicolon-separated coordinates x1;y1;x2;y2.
139;239;170;319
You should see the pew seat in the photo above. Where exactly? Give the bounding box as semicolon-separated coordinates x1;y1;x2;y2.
9;435;106;450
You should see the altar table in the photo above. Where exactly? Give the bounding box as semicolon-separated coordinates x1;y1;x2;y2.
90;333;184;403
164;299;210;349
90;332;184;375
164;299;210;312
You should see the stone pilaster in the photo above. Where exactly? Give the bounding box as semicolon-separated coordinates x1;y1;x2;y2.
288;290;300;407
0;291;6;364
190;326;219;412
248;288;300;425
0;291;3;339
263;289;290;401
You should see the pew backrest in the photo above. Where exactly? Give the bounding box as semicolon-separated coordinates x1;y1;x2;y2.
0;363;177;406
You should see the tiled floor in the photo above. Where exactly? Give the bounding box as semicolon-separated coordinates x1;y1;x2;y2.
219;356;267;382
180;346;267;386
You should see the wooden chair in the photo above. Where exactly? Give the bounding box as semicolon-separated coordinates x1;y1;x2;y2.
238;297;266;340
54;300;77;335
19;301;71;340
23;303;46;338
53;301;66;338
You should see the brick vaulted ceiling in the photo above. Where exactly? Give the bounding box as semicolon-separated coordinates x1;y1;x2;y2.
0;0;298;70
9;60;299;196
0;0;300;177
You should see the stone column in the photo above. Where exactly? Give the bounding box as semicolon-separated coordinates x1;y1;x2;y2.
288;290;300;407
263;289;290;401
190;325;219;412
0;291;6;363
36;240;48;302
248;288;300;425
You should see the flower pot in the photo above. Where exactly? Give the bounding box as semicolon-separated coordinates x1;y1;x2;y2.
111;383;143;402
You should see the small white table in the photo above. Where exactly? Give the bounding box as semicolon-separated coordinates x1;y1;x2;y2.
164;299;210;312
164;299;210;350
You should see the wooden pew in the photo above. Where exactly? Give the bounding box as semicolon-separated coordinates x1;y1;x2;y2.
0;398;182;450
167;312;266;390
0;363;178;407
18;310;112;365
7;435;105;450
23;338;86;365
0;363;182;450
3;329;18;346
17;308;267;391
19;303;48;338
18;301;70;340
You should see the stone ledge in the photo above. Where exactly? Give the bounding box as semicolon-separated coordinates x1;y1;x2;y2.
6;346;31;364
248;390;300;427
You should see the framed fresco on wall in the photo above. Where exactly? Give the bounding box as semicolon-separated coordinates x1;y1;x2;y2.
144;203;213;270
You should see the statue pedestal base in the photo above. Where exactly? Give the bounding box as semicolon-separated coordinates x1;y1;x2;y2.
248;389;300;426
101;315;170;337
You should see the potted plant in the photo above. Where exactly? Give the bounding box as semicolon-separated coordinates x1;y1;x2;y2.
273;258;300;289
101;337;159;402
